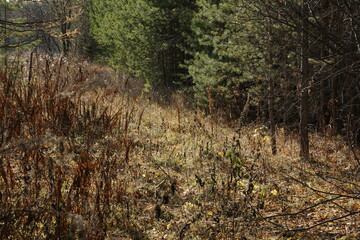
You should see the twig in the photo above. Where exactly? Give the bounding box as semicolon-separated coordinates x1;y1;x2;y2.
0;144;19;154
287;211;360;232
262;196;342;220
282;171;360;199
350;145;360;166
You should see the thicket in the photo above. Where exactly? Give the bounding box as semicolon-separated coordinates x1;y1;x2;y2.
0;53;358;240
1;53;359;239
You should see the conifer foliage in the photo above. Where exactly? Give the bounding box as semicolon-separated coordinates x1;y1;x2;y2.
88;0;196;90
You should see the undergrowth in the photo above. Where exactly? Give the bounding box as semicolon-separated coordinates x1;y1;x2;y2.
0;53;359;240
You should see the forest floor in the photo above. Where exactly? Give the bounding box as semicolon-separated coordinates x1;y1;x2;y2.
0;55;359;240
123;98;360;240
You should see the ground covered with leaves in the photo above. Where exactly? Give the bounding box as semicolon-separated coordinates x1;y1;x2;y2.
0;55;359;239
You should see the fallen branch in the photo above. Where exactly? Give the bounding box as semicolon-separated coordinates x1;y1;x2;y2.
262;196;342;220
288;210;360;232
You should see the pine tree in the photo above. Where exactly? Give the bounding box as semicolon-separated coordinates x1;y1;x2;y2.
88;0;196;90
187;0;265;118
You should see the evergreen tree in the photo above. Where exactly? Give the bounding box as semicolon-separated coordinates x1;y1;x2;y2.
88;0;196;90
187;0;265;117
89;0;154;78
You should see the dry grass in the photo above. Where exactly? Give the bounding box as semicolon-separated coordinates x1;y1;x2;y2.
0;53;359;240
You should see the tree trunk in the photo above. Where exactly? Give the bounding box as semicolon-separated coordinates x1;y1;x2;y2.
267;19;277;155
299;0;310;161
318;0;329;134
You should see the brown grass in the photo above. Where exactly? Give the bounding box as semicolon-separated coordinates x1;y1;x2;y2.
0;53;359;240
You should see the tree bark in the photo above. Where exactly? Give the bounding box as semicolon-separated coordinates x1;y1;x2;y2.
267;18;277;155
299;0;310;161
318;0;330;134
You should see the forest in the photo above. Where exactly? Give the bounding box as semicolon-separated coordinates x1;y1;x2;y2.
0;0;359;239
